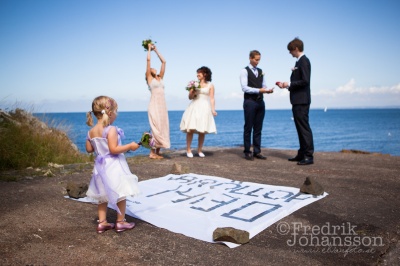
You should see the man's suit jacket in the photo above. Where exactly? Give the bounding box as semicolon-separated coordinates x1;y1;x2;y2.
289;55;311;105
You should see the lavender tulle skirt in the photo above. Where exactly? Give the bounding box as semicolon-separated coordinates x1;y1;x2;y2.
86;153;141;214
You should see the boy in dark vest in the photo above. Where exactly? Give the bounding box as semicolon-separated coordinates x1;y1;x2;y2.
240;50;274;161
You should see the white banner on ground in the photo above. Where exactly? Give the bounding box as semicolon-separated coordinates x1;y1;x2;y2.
70;173;328;248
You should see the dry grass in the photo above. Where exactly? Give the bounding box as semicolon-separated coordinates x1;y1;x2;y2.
0;108;90;172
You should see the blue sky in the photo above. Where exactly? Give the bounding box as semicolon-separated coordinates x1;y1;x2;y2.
1;0;399;112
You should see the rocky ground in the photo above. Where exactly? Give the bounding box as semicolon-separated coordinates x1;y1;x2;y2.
0;147;399;266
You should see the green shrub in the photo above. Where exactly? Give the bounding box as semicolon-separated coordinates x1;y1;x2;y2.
0;108;90;170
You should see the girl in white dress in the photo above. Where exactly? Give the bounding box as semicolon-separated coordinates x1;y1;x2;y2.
180;66;217;158
86;96;141;233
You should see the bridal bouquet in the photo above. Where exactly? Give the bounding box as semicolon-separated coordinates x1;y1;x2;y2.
142;38;156;51
185;80;200;91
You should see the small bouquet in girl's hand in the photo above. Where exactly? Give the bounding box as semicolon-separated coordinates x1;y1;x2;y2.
142;38;156;51
185;80;200;91
139;132;155;149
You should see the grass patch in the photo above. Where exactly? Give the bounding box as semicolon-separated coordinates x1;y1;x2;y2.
0;108;90;171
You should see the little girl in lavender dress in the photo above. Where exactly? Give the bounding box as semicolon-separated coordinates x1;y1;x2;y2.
85;95;141;233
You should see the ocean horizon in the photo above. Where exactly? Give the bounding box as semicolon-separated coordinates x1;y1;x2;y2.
34;108;400;157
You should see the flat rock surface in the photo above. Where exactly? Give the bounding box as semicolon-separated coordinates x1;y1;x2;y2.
0;148;399;265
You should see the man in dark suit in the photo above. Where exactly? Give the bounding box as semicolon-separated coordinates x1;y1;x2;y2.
240;50;274;161
278;38;314;165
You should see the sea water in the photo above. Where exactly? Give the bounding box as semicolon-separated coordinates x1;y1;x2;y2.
34;109;400;157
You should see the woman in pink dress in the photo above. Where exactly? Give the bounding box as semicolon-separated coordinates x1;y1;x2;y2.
145;44;170;159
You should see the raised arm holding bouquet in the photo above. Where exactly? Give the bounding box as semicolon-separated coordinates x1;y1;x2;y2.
142;38;156;51
145;44;170;159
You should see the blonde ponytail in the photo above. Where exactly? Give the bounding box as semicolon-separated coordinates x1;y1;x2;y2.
101;111;110;127
86;111;93;126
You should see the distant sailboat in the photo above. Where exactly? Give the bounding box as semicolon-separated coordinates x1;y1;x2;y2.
324;106;328;112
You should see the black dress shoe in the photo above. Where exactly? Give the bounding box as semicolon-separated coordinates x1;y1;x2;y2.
245;153;254;161
288;156;303;162
254;154;267;160
297;158;314;165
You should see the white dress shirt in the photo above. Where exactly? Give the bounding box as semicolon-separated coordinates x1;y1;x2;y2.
240;64;266;94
